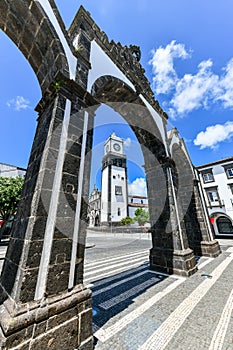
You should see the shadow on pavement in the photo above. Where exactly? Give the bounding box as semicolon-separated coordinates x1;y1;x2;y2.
91;263;168;333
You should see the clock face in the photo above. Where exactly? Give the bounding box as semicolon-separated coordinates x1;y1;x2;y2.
113;143;120;151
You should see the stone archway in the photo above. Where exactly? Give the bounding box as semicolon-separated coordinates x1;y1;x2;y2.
90;75;199;276
0;0;70;91
0;2;221;349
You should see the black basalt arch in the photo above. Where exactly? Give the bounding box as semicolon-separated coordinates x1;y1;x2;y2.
0;3;95;350
91;75;165;152
0;3;221;350
0;0;69;92
91;75;199;272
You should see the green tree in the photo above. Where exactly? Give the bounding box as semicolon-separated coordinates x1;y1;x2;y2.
120;216;134;225
0;176;24;234
134;208;150;226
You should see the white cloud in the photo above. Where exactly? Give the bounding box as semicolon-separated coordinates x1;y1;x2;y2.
7;96;31;111
171;60;219;115
149;40;190;94
124;137;132;148
128;177;147;197
149;41;233;118
194;121;233;149
216;58;233;108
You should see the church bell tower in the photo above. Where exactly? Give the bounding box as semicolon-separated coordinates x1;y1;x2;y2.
101;133;128;224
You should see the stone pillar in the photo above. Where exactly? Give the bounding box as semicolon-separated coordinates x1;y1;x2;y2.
148;157;197;277
192;177;221;257
171;143;221;259
0;79;95;350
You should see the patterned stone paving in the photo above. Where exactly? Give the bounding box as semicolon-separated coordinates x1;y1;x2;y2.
1;236;233;349
84;236;233;350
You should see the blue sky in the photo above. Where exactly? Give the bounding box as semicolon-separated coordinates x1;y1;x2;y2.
1;0;233;195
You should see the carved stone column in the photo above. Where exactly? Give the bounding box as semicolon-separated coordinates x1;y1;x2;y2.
0;79;96;350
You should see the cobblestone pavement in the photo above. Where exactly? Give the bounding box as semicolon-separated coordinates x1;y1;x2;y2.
85;233;233;350
1;234;233;349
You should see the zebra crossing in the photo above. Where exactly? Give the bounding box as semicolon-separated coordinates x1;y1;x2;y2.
84;249;149;285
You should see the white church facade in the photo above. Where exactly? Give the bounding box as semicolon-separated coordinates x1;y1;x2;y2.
88;133;148;226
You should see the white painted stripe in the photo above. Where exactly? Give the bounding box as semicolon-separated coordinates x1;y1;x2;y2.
85;249;148;268
35;99;71;300
85;252;148;272
197;257;214;270
99;277;159;310
84;261;148;284
84;256;148;277
85;264;147;287
38;0;76;79
68;111;89;289
226;247;233;253
94;277;184;342
168;167;184;250
208;288;233;350
92;270;148;297
139;254;233;350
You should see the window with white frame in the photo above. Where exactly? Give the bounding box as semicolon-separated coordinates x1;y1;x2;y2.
223;164;233;179
206;188;219;204
227;168;233;178
202;172;214;183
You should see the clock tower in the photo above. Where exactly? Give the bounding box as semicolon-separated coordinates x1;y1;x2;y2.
101;133;128;224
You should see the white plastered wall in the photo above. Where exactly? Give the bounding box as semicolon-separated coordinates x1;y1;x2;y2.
200;163;233;222
111;166;128;222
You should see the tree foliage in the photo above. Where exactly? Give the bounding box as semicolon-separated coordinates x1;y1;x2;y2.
134;208;150;226
120;216;134;225
0;176;24;222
